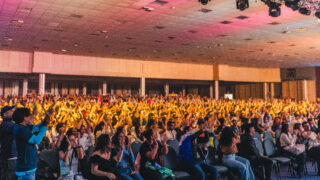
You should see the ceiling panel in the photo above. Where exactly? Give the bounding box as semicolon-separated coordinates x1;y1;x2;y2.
0;0;319;67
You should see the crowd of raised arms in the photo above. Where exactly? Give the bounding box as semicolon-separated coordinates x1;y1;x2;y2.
1;94;320;180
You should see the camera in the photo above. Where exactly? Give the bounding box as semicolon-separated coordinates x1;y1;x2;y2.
199;0;211;5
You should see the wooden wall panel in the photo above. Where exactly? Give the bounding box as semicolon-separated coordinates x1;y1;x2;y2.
307;80;316;102
0;50;33;73
256;84;263;99
282;81;289;98
219;65;281;82
288;81;297;99
245;84;250;99
297;80;302;100
0;50;281;83
250;84;256;98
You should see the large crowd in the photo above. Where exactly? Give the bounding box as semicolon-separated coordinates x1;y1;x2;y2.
1;94;320;180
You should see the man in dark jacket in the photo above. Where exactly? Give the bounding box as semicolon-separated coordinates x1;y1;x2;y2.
179;119;218;180
0;106;17;180
240;124;273;180
13;107;52;180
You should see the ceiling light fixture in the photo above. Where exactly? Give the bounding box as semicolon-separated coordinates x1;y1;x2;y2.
236;0;249;11
199;0;211;5
263;0;320;18
262;0;282;17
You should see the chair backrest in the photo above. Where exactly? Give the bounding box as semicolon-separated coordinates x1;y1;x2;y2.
163;145;179;170
275;129;281;139
253;132;262;142
167;139;179;154
205;146;216;165
131;142;142;158
263;139;276;157
39;149;59;171
214;135;219;151
253;137;264;155
263;131;273;141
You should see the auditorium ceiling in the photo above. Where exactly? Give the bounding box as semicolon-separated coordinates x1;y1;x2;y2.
0;0;319;67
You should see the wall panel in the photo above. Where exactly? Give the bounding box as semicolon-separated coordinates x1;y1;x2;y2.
0;50;33;73
219;65;281;82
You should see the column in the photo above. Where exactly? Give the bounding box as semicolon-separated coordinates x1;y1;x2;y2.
270;82;275;99
128;85;132;95
12;81;19;96
50;82;55;95
62;83;68;95
39;73;46;95
75;83;79;95
0;80;3;96
164;83;169;96
303;79;308;100
209;84;213;98
215;80;219;100
23;79;28;97
102;81;107;96
182;86;186;96
140;77;145;96
69;83;76;95
54;82;59;96
111;84;114;95
83;83;87;95
98;84;102;95
263;82;268;100
4;81;11;97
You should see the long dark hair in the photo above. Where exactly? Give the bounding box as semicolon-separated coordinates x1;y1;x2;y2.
59;136;69;153
112;130;123;147
219;127;234;147
95;134;110;153
94;122;105;136
281;123;289;135
144;129;154;142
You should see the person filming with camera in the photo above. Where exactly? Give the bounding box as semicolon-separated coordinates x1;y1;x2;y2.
13;106;53;180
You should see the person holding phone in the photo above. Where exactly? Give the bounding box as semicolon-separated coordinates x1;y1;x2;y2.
13;107;53;180
112;130;143;180
139;129;170;180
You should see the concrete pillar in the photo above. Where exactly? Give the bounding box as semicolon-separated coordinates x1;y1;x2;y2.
75;83;79;95
23;79;28;97
69;83;76;95
102;81;107;96
39;73;46;95
4;81;11;97
263;82;268;100
210;84;214;98
215;80;219;100
62;83;68;95
111;84;114;95
128;85;132;95
164;83;169;96
140;77;145;96
50;82;55;95
0;80;3;96
12;81;19;96
54;82;59;96
83;83;87;95
270;82;275;99
303;80;308;100
98;83;102;95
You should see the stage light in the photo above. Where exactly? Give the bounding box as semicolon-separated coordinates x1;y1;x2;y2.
269;2;281;17
236;0;249;11
315;11;320;19
285;0;300;11
299;7;311;15
199;0;211;5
